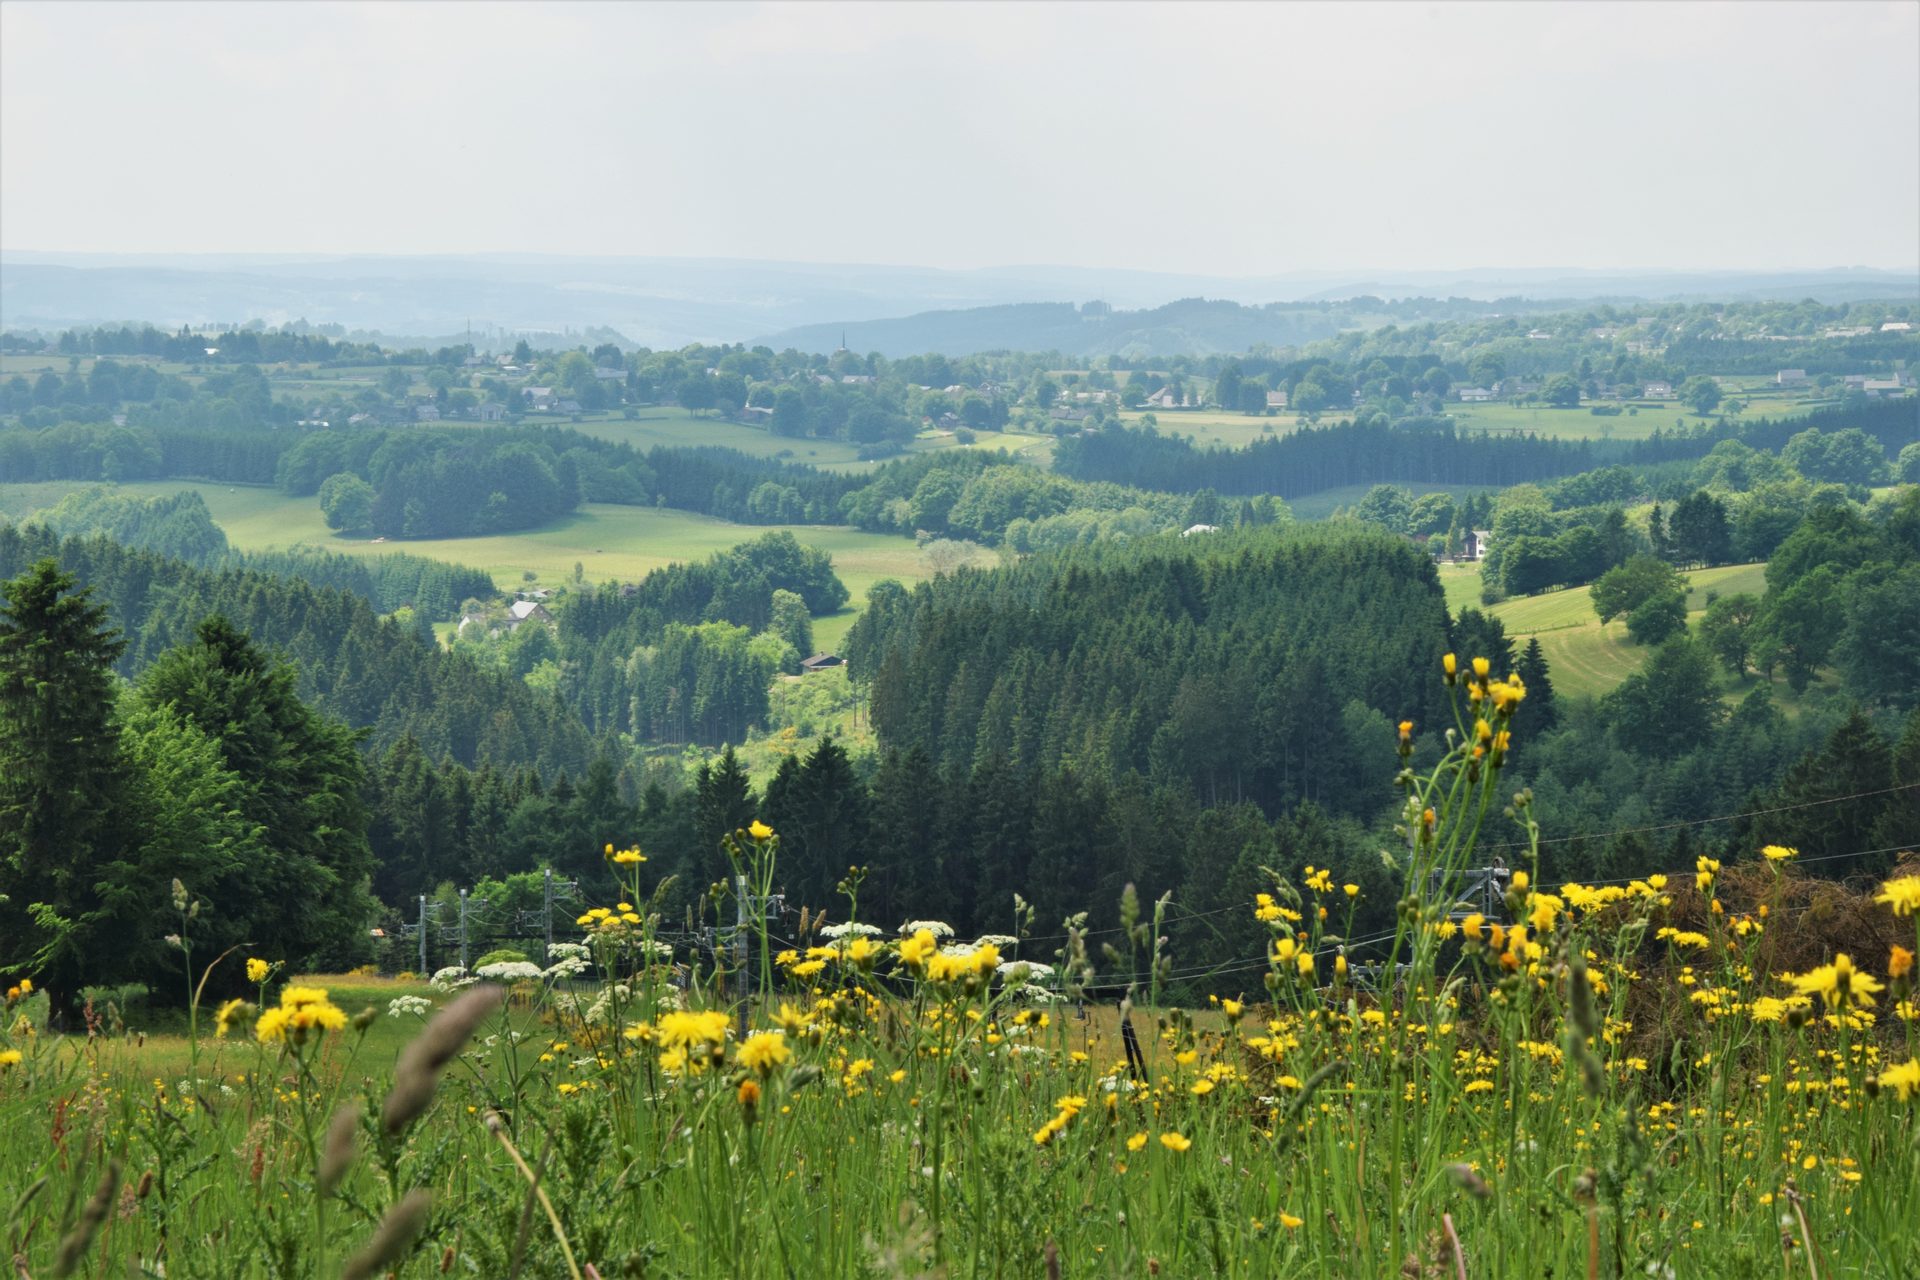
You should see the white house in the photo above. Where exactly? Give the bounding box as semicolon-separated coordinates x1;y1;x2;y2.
1775;369;1808;386
1456;386;1495;403
1880;321;1912;333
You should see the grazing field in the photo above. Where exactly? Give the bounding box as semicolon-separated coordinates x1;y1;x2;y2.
506;408;1058;473
1117;408;1307;449
1490;562;1771;700
1436;561;1484;612
0;479;927;651
3;696;1915;1280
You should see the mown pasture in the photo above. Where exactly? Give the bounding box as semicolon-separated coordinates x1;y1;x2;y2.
0;479;932;652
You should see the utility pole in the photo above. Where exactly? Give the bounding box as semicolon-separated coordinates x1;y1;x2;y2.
418;895;427;976
544;868;555;961
459;887;470;970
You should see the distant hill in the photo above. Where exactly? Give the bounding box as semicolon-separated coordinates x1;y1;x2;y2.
3;254;1911;351
756;295;1622;358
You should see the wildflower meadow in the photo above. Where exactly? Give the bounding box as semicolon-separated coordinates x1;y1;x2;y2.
2;657;1916;1278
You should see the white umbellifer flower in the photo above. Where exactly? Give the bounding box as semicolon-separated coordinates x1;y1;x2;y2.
547;942;591;961
974;934;1019;949
387;995;433;1018
899;920;955;939
430;966;475;993
820;921;883;940
997;960;1055;982
476;961;544;982
637;939;673;960
543;955;590;980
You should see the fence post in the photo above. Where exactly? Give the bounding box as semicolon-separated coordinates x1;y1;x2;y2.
544;868;555;962
418;894;427;976
459;887;470;971
735;874;749;1039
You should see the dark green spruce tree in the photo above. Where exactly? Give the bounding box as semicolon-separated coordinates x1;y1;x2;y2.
0;560;130;1008
134;615;378;975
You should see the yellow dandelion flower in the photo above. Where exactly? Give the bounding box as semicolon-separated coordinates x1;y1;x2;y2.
735;1032;791;1076
748;820;774;840
1874;876;1920;917
1762;844;1798;862
1877;1057;1920;1103
657;1010;731;1053
246;958;270;984
213;997;248;1038
1789;954;1885;1011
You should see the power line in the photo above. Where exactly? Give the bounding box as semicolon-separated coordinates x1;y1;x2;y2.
1482;783;1918;852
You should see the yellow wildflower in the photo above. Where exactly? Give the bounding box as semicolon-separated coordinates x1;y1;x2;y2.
1280;1213;1304;1230
748;820;774;840
255;985;347;1045
735;1031;791;1076
1761;845;1797;862
898;929;938;970
1126;1132;1148;1152
1790;954;1884;1011
1875;876;1920;917
246;958;270;984
213;997;248;1038
1877;1057;1920;1103
0;1050;21;1069
657;1010;731;1054
1159;1132;1192;1152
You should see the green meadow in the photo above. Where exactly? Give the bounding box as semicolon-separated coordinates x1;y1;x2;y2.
0;479;931;653
508;408;1057;474
1490;562;1776;701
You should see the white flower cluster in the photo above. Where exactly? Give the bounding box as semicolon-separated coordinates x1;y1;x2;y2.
973;933;1019;949
430;966;475;993
543;954;591;980
820;921;883;940
476;960;544;982
996;959;1055;982
637;939;674;960
547;942;591;961
898;920;955;939
387;995;434;1018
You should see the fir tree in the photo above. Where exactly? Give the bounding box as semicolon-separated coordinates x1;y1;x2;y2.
1516;637;1558;732
0;560;129;1006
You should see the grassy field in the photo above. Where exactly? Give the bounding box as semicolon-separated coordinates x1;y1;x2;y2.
1490;562;1772;700
0;479;927;652
1436;561;1483;613
2;734;1913;1278
1118;393;1831;452
496;408;1057;474
1117;408;1307;449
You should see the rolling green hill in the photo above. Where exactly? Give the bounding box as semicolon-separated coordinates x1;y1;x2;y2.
1489;563;1770;700
0;479;932;652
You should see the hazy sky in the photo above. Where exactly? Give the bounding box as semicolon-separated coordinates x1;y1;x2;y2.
3;1;1916;274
